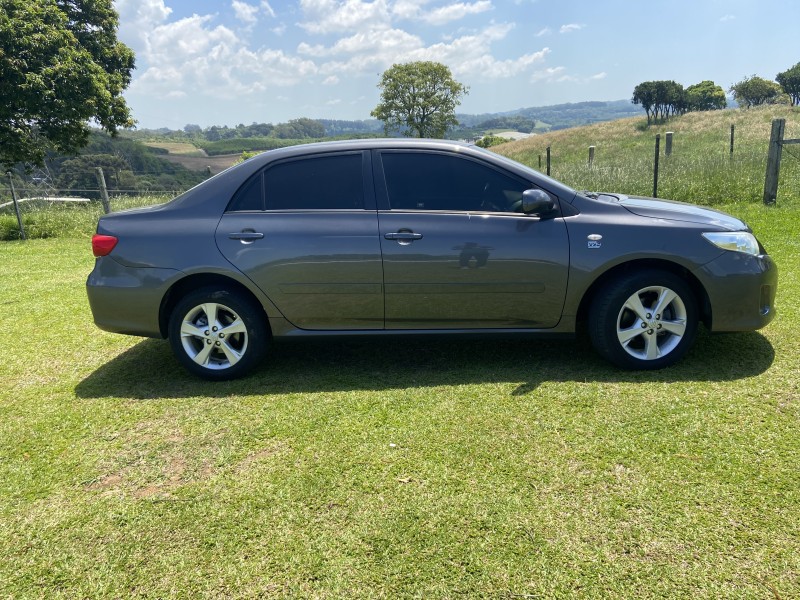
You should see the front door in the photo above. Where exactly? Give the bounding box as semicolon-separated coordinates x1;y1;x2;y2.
375;150;570;329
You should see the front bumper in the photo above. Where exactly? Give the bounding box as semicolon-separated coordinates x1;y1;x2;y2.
87;257;181;338
696;251;777;332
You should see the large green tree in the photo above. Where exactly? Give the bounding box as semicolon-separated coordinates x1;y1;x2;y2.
371;61;468;138
729;75;784;108
776;62;800;106
632;80;686;124
685;80;727;111
0;0;135;168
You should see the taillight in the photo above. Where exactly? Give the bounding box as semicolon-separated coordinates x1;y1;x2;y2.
92;234;118;257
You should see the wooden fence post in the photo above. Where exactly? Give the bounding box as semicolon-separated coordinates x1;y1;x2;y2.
653;134;661;198
763;118;785;205
95;167;111;214
6;172;26;240
665;132;673;156
546;146;551;176
538;155;542;170
588;146;595;167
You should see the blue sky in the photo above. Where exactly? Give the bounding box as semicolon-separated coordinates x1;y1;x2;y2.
115;0;800;129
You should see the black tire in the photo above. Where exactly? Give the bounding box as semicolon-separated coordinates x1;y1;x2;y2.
168;287;268;380
588;270;698;370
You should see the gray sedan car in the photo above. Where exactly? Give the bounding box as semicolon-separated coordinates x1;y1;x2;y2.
87;139;777;380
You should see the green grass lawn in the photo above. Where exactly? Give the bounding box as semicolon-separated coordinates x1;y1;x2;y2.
1;199;798;598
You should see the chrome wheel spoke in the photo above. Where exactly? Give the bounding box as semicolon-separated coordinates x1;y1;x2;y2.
644;334;660;360
661;319;686;336
219;340;243;366
192;342;214;366
623;294;649;322
201;302;220;328
220;317;246;336
181;322;206;339
618;324;645;345
653;288;677;318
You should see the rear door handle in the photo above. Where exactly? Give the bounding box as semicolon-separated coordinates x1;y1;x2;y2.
384;232;423;241
228;231;264;242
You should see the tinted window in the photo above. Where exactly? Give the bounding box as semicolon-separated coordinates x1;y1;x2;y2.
381;152;529;212
265;153;364;210
227;173;263;211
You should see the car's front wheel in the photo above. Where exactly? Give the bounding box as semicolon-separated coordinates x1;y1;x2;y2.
589;270;699;370
168;287;268;380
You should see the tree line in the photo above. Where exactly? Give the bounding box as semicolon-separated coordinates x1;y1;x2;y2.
633;62;800;125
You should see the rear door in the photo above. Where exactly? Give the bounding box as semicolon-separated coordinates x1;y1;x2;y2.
215;151;384;330
375;150;570;329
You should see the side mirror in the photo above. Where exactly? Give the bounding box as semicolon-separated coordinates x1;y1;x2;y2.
522;189;555;216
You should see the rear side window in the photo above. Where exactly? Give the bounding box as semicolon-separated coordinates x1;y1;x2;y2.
265;153;364;210
381;152;529;212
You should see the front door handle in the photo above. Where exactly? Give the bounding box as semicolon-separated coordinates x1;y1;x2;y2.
384;232;423;241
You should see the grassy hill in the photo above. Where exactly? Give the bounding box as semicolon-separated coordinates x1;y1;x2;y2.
494;105;800;206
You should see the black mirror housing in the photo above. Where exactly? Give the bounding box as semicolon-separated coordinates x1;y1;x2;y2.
522;189;555;215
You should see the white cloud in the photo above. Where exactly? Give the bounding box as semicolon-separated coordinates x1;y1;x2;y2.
232;1;260;24
299;0;392;34
589;71;607;80
720;14;735;22
115;0;172;48
261;1;276;17
421;1;493;25
530;66;565;82
124;1;555;113
559;23;584;33
535;27;551;37
129;13;318;100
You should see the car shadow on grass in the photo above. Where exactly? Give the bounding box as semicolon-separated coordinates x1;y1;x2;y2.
74;329;775;400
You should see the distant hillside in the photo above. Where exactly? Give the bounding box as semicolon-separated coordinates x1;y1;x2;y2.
491;104;800;206
457;100;645;132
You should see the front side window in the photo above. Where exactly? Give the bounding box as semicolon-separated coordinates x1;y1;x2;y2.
381;152;530;212
265;153;364;210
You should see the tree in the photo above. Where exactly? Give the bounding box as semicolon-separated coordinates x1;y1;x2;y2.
371;61;468;138
632;82;658;124
632;80;686;124
776;62;800;106
729;75;784;108
0;0;135;168
685;81;727;111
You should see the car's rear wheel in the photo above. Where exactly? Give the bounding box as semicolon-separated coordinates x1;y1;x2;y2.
168;287;268;380
589;270;698;369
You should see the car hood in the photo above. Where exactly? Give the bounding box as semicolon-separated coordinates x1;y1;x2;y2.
616;195;748;231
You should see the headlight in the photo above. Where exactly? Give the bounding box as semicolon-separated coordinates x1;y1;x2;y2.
702;232;760;256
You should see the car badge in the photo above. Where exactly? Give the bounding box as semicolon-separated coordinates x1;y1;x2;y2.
588;234;602;249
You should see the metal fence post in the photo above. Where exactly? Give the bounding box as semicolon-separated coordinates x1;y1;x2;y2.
588;146;595;167
95;167;111;214
6;172;26;240
763;119;785;205
546;146;551;176
653;134;661;198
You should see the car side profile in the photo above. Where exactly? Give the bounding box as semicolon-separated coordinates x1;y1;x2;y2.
87;139;777;380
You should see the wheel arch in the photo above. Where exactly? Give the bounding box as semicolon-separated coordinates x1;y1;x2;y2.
159;273;271;338
575;259;712;333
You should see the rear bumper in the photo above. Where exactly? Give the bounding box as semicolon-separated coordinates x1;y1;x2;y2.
86;257;180;338
696;252;777;332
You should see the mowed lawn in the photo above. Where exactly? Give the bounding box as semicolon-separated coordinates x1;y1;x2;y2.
1;202;798;598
